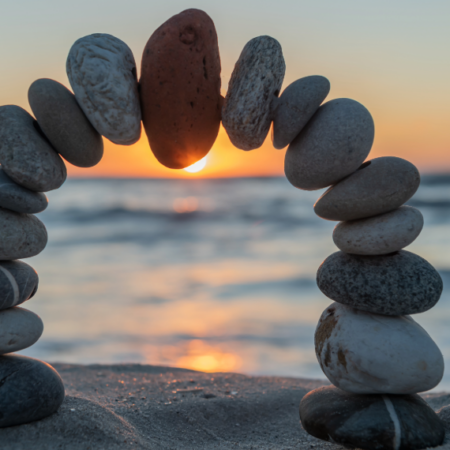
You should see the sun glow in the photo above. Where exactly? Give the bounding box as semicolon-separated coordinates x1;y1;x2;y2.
184;156;207;173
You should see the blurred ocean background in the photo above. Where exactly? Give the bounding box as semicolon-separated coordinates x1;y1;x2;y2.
18;175;450;390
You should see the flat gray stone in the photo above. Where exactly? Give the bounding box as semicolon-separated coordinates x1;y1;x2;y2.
315;156;421;220
285;98;374;190
317;250;443;315
0;106;67;192
333;205;424;255
222;36;285;150
67;33;141;145
28;78;104;168
0;260;39;311
272;75;330;149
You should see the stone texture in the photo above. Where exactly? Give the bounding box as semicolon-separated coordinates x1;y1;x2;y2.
0;106;67;192
0;355;64;427
222;36;285;150
300;385;445;450
315;156;421;221
315;302;444;394
67;33;141;145
28;78;104;167
0;260;39;311
272;75;330;149
285;98;374;190
333;206;424;255
140;9;222;169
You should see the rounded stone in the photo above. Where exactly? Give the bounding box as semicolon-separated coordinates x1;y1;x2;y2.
272;75;330;149
222;35;285;151
0;167;48;214
315;302;444;394
285;98;374;190
28;78;104;168
0;209;47;260
315;156;421;221
67;33;141;145
0;355;65;427
317;250;443;315
333;206;424;255
0;260;39;311
300;386;445;450
0;307;43;354
140;9;222;169
0;106;67;192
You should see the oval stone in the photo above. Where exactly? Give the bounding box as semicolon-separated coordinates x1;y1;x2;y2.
300;386;445;450
0;260;39;311
333;206;424;255
0;106;67;192
0;355;65;427
315;302;444;394
140;9;222;169
315;156;421;221
222;36;285;150
272;75;330;149
28;78;104;168
67;33;141;145
285;98;374;190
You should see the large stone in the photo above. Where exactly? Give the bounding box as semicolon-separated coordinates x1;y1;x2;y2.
285;98;374;190
28;78;104;168
0;260;39;311
0;355;65;427
0;106;67;192
272;76;330;149
140;9;222;169
222;36;285;150
67;33;141;145
300;385;445;450
315;302;444;394
315;156;420;220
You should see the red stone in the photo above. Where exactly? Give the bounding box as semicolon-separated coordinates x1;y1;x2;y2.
140;9;222;169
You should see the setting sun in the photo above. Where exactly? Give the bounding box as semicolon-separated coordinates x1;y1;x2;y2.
184;156;207;173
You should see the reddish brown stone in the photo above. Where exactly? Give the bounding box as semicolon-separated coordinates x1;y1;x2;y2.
140;9;222;169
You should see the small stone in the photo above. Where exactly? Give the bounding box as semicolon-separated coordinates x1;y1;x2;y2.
315;302;444;394
315;156;420;220
0;260;39;311
0;355;65;427
0;167;48;214
67;33;141;145
0;106;67;192
222;36;285;150
0;307;43;354
140;9;222;169
0;209;47;259
317;250;442;315
28;78;104;167
285;98;374;190
333;206;423;255
300;385;445;450
272;76;330;149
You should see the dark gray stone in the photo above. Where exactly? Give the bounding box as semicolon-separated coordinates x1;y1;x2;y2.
0;355;65;427
317;250;443;315
300;385;445;450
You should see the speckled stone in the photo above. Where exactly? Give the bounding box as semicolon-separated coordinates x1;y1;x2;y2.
315;302;444;394
222;36;285;150
0;260;39;311
0;106;67;192
0;355;65;427
28;78;104;167
315;157;421;221
272;76;330;149
67;33;141;145
300;386;445;450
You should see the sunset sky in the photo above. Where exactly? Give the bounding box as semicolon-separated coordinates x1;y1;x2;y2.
0;0;449;178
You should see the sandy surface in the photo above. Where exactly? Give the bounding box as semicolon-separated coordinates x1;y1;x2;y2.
1;363;450;450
